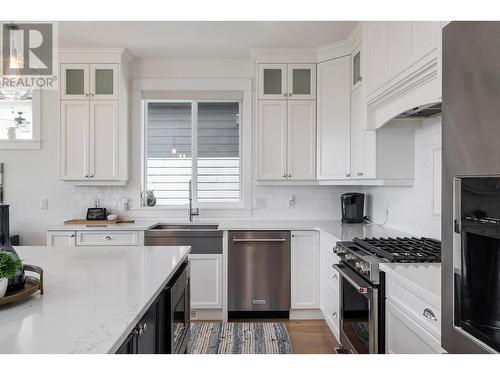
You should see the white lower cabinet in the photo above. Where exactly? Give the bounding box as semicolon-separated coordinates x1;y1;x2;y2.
319;233;341;341
46;230;141;247
46;231;76;247
291;231;320;309
386;301;444;354
189;254;223;310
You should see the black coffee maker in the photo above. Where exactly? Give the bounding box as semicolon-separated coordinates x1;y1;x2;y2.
341;193;365;223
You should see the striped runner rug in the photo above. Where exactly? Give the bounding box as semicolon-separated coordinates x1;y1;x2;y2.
187;322;293;354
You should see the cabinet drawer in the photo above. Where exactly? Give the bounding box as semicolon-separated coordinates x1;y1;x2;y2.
386;300;444;354
386;272;441;340
325;278;340;338
76;231;139;246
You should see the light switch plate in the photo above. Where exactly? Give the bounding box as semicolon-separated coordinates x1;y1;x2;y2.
255;198;266;209
40;198;48;210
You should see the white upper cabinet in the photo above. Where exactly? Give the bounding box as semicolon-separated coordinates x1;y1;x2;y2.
59;50;129;184
287;101;316;180
60;101;90;180
288;64;316;100
351;44;363;91
89;64;119;100
257;100;287;180
61;64;89;100
258;63;316;100
61;63;118;100
317;56;351;180
89;101;119;180
258;64;287;99
351;87;376;179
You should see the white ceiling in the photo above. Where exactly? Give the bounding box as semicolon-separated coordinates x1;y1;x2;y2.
58;21;357;59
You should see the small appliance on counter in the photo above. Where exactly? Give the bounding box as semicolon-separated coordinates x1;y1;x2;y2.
341;193;365;223
86;207;107;221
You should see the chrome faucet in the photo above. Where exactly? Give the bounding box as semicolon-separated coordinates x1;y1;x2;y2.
188;180;199;222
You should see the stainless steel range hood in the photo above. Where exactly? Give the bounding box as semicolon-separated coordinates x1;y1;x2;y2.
395;102;442;119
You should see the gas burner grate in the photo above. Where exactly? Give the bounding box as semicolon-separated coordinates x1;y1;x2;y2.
353;237;441;263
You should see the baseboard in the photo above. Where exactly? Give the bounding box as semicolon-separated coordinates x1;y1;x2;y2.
289;309;324;320
190;309;224;321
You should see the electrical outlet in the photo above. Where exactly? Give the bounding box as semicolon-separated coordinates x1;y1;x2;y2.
255;198;266;209
40;198;48;210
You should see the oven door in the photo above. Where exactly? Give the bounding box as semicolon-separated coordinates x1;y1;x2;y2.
333;263;378;354
453;177;500;353
167;262;191;354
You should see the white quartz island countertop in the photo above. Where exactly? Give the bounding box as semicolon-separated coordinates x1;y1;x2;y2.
0;245;190;354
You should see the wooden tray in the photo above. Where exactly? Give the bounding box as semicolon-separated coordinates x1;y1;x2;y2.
64;219;135;225
0;265;43;306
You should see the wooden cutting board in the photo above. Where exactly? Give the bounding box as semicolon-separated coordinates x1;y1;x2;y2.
64;219;135;225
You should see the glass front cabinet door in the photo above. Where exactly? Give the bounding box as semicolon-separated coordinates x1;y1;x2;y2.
61;64;89;100
61;63;118;100
351;44;362;91
259;64;287;99
258;63;316;100
287;64;316;100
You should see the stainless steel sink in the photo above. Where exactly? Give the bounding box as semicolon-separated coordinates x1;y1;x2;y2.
144;223;222;254
147;223;219;231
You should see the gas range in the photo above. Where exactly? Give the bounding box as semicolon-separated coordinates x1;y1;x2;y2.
335;236;442;285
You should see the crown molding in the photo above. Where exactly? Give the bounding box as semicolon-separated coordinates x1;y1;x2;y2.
251;48;317;63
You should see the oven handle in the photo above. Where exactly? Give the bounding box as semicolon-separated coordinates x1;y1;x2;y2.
333;264;374;294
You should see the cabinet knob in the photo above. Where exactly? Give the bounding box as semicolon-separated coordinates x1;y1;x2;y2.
332;312;337;318
357;172;364;176
70;234;75;238
423;308;437;321
283;174;287;178
288;93;292;97
333;274;338;280
103;235;112;240
143;323;148;333
282;93;287;97
345;173;350;178
84;175;89;178
288;174;291;178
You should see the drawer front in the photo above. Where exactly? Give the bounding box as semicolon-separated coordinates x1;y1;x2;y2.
386;273;441;340
76;231;139;246
386;300;444;354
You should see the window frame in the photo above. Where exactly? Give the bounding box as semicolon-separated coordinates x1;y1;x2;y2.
142;98;244;209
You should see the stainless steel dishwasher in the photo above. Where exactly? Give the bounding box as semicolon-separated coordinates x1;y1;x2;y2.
228;231;290;319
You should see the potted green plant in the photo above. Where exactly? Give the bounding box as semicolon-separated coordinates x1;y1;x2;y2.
0;252;23;297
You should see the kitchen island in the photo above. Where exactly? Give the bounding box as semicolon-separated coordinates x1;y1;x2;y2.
0;245;190;354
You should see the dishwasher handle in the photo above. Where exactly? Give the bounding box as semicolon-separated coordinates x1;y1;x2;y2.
232;238;287;243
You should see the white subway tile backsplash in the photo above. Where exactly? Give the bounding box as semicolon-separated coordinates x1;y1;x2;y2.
364;115;442;240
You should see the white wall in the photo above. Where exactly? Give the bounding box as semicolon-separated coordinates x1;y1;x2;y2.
364;116;442;239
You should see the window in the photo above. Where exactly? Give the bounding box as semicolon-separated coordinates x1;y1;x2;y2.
0;87;41;149
0;89;33;140
144;100;241;206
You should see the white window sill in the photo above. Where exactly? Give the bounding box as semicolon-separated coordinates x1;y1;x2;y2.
0;139;41;150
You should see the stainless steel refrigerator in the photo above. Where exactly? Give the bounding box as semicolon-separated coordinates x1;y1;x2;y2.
442;22;500;353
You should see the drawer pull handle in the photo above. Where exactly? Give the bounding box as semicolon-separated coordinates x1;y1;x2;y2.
423;308;437;321
103;235;112;240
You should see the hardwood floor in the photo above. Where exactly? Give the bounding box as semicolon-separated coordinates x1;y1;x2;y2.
285;320;339;354
223;318;339;354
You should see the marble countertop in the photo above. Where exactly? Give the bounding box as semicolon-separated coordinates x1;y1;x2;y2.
47;219;414;242
0;245;190;354
380;263;441;299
